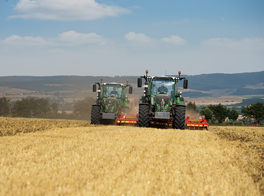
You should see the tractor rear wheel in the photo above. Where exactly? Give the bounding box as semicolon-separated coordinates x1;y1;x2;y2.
173;105;186;130
91;105;100;124
138;104;149;127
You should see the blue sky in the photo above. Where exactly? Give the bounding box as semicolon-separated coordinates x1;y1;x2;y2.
0;0;263;76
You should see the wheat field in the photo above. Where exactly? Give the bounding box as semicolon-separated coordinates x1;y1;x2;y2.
0;117;263;195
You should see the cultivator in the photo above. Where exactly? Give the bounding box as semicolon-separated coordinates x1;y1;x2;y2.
115;113;138;126
185;116;209;130
115;115;209;129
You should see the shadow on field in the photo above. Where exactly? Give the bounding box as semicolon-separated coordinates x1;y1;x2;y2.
211;127;264;195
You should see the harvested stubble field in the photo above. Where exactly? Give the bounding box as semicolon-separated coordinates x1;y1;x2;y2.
0;117;90;136
0;118;263;196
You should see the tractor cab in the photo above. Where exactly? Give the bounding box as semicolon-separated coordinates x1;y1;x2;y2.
103;84;122;99
150;77;175;112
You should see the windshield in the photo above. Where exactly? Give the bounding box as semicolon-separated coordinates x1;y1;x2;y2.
150;78;175;105
103;84;122;98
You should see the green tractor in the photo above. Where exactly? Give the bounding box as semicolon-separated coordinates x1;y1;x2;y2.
91;78;133;124
137;70;188;129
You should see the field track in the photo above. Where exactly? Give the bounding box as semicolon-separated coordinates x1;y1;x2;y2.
0;117;263;195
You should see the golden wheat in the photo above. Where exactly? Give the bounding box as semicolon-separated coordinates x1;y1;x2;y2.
0;117;90;136
0;118;263;195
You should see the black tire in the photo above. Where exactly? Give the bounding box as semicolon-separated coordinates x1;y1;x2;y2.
173;105;186;130
138;104;150;127
91;105;100;124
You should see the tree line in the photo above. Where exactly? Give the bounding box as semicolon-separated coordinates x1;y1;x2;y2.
1;96;263;124
187;101;264;124
0;97;95;120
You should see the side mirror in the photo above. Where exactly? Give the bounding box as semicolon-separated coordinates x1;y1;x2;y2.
138;78;142;88
129;86;133;94
93;84;97;92
183;79;188;89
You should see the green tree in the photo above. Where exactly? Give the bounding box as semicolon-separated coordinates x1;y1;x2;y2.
242;102;264;123
34;98;50;116
0;97;11;116
228;109;239;121
208;104;228;123
11;99;31;117
200;107;213;121
11;98;51;118
73;97;95;120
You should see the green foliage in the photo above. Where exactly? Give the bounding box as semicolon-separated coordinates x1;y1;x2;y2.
0;97;11;117
209;120;220;125
12;99;32;117
234;121;243;126
222;121;234;126
200;107;213;121
208;104;228;123
11;98;51;118
11;98;53;118
31;98;51;116
1;96;96;120
228;109;239;121
242;102;264;123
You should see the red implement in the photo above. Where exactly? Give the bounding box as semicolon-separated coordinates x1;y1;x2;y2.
185;116;209;130
115;112;138;126
249;122;260;126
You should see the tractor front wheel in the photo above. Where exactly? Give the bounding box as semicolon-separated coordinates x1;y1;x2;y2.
138;104;150;127
173;105;186;130
91;105;101;124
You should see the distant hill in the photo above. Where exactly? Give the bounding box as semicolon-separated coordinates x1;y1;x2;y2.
172;71;264;97
184;71;264;91
0;76;137;92
0;71;263;98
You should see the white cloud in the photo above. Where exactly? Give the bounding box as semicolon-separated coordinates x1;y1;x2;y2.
125;33;186;47
10;0;130;20
1;34;263;76
161;35;186;45
0;35;48;46
0;31;105;47
125;32;154;44
57;31;105;45
203;37;264;50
